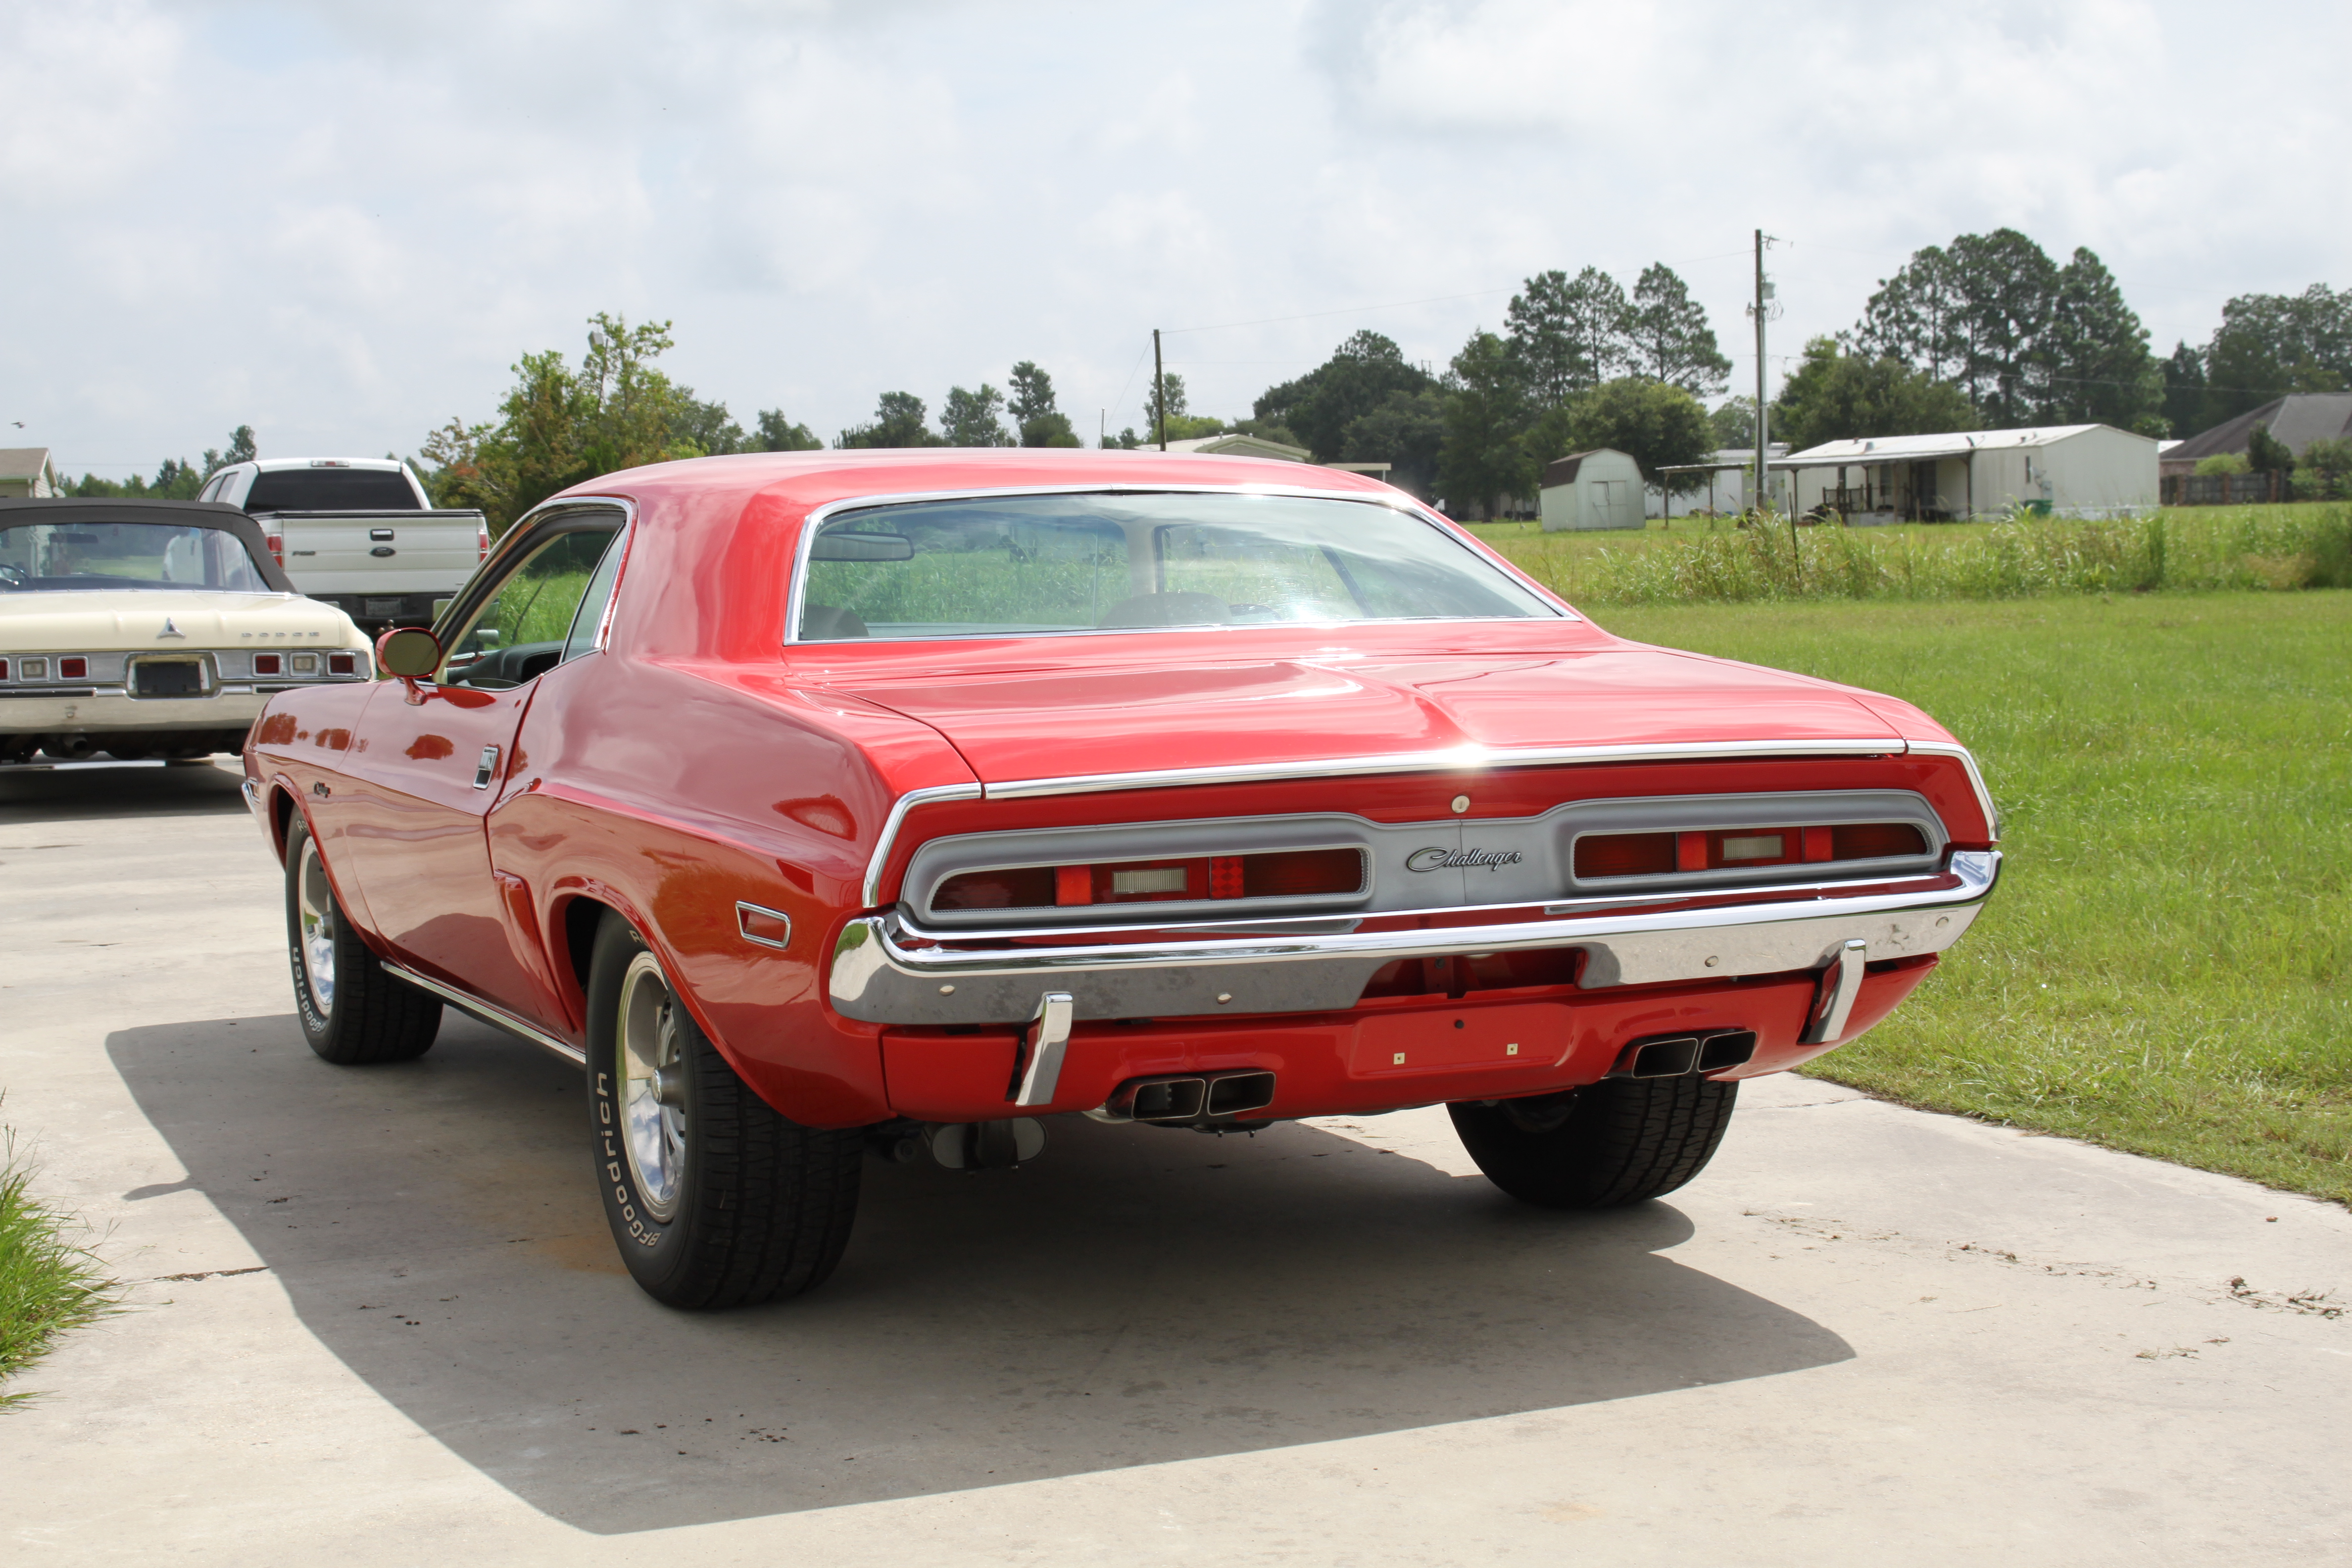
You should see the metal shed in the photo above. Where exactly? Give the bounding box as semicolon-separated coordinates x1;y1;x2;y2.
1776;424;2158;521
1538;448;1645;531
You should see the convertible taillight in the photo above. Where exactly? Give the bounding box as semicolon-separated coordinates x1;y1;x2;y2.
329;653;356;675
1573;822;1929;880
933;847;1367;912
59;657;88;679
254;653;282;675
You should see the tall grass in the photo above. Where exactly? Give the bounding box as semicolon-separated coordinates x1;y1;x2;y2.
0;1130;119;1409
1605;593;2352;1205
1488;504;2352;608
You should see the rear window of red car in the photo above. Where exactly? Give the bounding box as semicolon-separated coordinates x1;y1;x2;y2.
794;491;1559;641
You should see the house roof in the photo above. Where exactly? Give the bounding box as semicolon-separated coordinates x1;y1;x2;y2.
0;446;56;480
2168;394;2352;462
1158;434;1311;462
1776;424;2137;467
1539;448;1633;487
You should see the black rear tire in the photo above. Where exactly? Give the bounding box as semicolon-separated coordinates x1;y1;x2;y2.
1449;1076;1739;1208
585;913;862;1310
284;815;441;1065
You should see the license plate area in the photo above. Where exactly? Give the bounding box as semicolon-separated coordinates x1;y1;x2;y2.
131;656;211;698
1352;1001;1568;1076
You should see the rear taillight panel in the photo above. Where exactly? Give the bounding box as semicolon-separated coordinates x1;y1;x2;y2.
1573;820;1932;883
933;846;1368;914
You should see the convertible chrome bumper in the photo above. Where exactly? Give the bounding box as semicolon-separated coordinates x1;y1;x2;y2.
829;850;1999;1026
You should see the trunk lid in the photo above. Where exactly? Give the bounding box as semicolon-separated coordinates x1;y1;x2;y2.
830;650;1904;786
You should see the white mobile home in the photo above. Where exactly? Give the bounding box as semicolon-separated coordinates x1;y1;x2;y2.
1777;424;2158;522
1538;449;1645;531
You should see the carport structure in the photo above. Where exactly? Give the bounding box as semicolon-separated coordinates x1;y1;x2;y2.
1772;423;2159;522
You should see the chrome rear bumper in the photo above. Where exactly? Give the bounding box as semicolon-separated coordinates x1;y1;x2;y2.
829;850;1998;1025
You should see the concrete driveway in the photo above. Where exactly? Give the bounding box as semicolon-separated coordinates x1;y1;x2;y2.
2;762;2346;1564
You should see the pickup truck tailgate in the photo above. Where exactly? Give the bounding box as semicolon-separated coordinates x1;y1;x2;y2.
269;509;485;596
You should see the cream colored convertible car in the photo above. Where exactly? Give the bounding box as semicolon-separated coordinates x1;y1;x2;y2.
0;499;373;763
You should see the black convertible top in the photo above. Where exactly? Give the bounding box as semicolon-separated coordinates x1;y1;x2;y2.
0;496;299;595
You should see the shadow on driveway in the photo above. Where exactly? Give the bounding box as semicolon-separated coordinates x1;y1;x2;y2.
108;1013;1852;1533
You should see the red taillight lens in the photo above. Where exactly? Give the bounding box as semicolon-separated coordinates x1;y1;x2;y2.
932;847;1367;913
1574;831;1675;879
254;653;283;675
1239;846;1366;897
1831;822;1928;860
478;521;490;562
0;659;9;679
265;532;284;568
59;657;88;679
1576;822;1929;880
932;866;1057;911
328;653;355;675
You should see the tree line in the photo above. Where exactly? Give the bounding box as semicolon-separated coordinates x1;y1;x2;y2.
62;239;2347;523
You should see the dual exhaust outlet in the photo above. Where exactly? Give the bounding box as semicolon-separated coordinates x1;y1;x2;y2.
1609;1028;1758;1079
1085;1070;1278;1127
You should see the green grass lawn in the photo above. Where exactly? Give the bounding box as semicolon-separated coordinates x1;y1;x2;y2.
0;1138;118;1408
1599;591;2352;1205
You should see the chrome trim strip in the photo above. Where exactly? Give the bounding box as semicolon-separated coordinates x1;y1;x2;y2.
735;900;794;951
783;480;1579;645
1905;740;2000;840
982;737;1906;801
862;782;986;906
384;961;585;1066
829;850;1998;1024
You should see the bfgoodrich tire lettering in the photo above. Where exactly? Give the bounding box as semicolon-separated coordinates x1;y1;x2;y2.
1449;1076;1739;1208
584;913;862;1309
284;815;441;1065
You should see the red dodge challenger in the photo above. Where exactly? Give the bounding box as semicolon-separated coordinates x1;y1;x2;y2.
242;451;1998;1308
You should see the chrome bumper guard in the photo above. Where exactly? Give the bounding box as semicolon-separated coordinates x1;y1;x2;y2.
829;851;1999;1026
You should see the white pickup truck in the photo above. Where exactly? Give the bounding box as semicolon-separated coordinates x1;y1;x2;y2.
199;457;488;631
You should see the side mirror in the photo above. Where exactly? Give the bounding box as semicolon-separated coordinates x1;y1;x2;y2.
376;626;442;681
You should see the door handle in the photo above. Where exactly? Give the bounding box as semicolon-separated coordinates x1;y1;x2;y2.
473;745;500;790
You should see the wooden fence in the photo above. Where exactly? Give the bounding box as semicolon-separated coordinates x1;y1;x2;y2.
2161;471;2287;506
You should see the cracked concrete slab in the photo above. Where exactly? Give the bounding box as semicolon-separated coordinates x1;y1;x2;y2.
1;761;2346;1565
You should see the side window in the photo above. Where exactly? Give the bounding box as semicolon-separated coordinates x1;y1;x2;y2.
560;525;629;663
440;520;622;688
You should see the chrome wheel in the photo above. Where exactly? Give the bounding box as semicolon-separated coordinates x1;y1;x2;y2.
618;950;687;1222
294;835;337;1016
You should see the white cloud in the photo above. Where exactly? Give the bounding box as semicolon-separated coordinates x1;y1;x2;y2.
1;0;2346;473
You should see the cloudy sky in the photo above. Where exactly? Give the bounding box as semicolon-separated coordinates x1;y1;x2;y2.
5;0;2347;477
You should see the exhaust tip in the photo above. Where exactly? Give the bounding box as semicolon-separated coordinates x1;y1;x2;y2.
1698;1029;1758;1072
1205;1071;1276;1118
1611;1028;1756;1080
1091;1070;1276;1126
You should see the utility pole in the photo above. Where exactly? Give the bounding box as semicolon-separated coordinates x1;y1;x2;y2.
1751;229;1769;514
1153;329;1167;450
